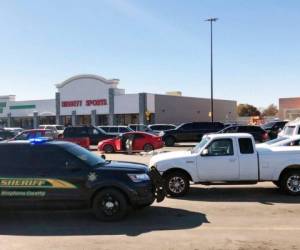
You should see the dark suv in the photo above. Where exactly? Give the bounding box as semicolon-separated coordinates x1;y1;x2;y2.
63;126;114;145
261;121;288;139
0;140;165;221
218;125;269;142
162;122;225;146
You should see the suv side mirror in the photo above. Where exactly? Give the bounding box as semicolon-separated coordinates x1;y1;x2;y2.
101;154;106;160
201;148;209;156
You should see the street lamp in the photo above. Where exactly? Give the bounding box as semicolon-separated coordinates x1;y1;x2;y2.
205;17;218;123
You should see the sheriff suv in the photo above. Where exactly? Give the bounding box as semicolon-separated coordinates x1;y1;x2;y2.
0;139;165;221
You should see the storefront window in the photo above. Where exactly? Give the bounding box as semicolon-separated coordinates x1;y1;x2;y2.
78;115;91;125
11;117;33;129
97;115;108;125
61;116;72;126
39;116;56;125
115;114;139;125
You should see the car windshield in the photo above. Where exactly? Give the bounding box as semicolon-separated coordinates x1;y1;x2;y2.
62;143;105;167
283;126;296;136
56;126;65;130
265;137;288;145
191;136;210;154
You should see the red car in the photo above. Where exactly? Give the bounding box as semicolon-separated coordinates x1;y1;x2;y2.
98;132;164;153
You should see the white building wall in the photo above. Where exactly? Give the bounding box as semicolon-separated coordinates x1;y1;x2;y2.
114;94;139;114
146;93;155;113
0;99;55;118
59;78;110;115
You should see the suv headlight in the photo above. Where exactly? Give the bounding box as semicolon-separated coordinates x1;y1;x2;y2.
127;173;150;182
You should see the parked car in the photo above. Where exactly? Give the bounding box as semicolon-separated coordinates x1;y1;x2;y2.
11;129;56;140
98;132;164;153
217;125;269;142
261;121;288;139
0;129;15;141
39;124;65;136
147;124;176;132
278;119;300;137
63;126;115;145
128;124;151;132
98;125;133;135
162;122;225;146
150;133;300;197
4;127;24;135
0;139;165;221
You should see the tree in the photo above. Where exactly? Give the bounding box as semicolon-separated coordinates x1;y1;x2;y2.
237;104;261;117
262;104;278;117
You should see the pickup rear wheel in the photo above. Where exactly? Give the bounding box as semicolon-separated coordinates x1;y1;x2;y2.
165;171;190;197
103;144;114;153
280;170;300;195
92;188;128;221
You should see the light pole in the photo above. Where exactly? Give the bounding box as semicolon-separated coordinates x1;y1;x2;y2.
205;17;218;123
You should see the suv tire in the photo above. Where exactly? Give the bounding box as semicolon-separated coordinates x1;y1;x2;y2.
92;188;129;221
165;171;190;197
164;136;176;147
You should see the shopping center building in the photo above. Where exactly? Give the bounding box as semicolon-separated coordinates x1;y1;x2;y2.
279;97;300;120
0;74;237;128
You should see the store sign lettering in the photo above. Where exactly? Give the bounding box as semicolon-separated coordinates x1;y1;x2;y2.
62;99;107;108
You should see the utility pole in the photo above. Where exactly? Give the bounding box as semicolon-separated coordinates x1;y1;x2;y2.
205;17;218;123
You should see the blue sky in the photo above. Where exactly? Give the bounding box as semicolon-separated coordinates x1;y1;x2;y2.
0;0;299;108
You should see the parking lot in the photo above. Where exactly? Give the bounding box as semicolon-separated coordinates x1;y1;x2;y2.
0;144;299;250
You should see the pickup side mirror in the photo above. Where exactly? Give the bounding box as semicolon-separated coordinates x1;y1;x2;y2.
201;148;209;156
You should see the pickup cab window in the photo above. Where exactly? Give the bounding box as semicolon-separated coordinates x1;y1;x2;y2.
238;138;254;154
206;139;233;156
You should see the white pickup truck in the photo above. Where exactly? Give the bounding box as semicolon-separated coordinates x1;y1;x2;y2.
149;133;300;197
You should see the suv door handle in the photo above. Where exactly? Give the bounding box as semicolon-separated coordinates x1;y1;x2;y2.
229;158;237;162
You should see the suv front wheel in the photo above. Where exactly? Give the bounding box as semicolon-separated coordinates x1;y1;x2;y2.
92;188;129;221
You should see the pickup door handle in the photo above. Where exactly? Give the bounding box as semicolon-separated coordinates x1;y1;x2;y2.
229;158;237;162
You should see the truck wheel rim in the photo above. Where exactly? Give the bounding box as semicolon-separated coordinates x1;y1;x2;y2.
101;194;120;216
169;177;185;193
287;175;300;193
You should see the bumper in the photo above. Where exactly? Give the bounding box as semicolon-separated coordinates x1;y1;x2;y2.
148;166;166;203
128;167;165;206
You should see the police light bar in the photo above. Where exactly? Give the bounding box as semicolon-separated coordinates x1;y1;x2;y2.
29;137;52;144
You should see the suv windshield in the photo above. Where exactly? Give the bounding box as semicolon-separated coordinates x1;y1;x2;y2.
62;143;105;167
191;136;210;154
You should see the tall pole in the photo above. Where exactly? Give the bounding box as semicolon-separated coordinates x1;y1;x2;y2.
205;18;218;123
